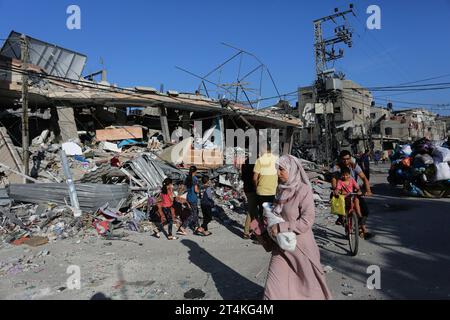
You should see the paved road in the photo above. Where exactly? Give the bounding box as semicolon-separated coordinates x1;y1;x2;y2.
316;167;450;300
0;167;449;300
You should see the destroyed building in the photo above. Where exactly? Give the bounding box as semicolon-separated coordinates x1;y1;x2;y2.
0;30;301;168
437;116;450;136
0;31;314;245
373;108;447;150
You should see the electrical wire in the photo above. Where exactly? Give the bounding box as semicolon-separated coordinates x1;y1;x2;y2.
1;64;299;114
351;10;413;84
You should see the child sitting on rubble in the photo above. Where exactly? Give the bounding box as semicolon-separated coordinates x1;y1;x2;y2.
333;167;363;219
199;175;214;236
154;178;178;240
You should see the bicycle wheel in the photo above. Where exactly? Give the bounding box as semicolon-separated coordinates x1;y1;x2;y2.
348;212;359;256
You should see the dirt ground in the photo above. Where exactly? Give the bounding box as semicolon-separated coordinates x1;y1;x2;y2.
1;167;449;300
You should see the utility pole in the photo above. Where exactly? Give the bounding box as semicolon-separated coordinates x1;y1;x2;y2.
20;34;30;181
313;4;355;165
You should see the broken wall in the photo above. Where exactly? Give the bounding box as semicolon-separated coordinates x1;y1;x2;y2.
0;127;24;184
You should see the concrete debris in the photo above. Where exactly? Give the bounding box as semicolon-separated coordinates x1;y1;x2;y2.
62;142;83;156
159;138;193;165
31;130;50;146
341;283;354;289
0;255;43;277
184;288;206;299
323;266;333;273
99;141;123;153
0;116;333;247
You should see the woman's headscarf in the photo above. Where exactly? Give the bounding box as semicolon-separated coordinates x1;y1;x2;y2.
273;155;312;215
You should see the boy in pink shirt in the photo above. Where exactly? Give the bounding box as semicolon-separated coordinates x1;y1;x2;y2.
333;167;363;218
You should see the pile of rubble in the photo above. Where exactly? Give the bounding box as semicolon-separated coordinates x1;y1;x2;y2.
0;126;180;246
387;137;450;198
300;159;332;212
0;123;334;247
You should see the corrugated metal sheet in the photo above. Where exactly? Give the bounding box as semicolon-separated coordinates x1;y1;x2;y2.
0;188;11;207
7;184;129;212
124;154;166;189
0;31;87;80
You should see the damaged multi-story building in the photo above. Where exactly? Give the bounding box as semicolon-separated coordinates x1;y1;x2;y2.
372;108;447;150
296;79;372;160
295;76;448;160
0;30;301;180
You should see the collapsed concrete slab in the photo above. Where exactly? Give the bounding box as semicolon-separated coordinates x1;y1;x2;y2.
57;107;79;143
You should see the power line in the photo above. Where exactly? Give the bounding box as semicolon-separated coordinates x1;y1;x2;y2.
2;64;298;112
367;86;450;92
346;81;450;90
395;73;450;86
351;9;413;84
341;92;450;115
372;95;450;108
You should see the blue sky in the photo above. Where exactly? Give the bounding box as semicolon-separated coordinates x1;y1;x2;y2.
1;0;450;114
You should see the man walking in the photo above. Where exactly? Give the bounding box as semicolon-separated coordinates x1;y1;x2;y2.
241;155;258;239
253;144;278;219
359;149;371;181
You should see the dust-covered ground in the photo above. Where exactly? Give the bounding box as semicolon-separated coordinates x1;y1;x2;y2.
1;167;449;300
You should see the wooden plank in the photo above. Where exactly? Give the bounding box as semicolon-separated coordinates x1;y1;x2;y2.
96;127;143;141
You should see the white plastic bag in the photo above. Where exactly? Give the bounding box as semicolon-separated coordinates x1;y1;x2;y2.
435;162;450;181
262;203;297;252
400;145;412;156
432;146;450;163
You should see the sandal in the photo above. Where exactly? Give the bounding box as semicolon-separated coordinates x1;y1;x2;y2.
168;236;178;240
194;227;206;236
243;233;251;239
202;231;212;236
177;230;188;236
153;232;161;239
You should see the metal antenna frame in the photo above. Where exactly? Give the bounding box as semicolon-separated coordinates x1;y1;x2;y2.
176;43;282;109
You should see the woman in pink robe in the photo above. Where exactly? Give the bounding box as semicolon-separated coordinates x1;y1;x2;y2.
264;155;332;300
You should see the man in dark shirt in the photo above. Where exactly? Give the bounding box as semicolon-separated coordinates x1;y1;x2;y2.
241;157;257;239
359;149;371;181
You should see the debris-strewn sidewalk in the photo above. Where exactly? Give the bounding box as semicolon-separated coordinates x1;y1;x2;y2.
1;125;334;250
